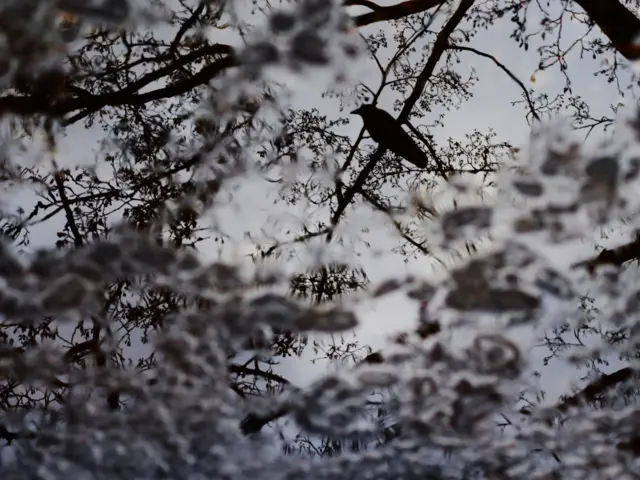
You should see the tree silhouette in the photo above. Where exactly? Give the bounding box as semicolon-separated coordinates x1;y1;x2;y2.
0;0;640;478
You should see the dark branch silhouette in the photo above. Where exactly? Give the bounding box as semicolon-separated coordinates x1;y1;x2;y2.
574;0;640;61
349;0;446;28
556;367;635;412
572;235;640;273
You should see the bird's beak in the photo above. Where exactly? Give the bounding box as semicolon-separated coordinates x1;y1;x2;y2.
351;107;361;115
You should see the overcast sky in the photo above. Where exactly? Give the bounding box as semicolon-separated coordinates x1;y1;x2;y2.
3;0;638;415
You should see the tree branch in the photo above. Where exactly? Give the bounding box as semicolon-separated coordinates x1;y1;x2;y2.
353;0;446;27
53;170;84;247
556;367;635;412
359;189;433;257
573;0;640;61
0;44;236;124
229;364;291;386
572;235;640;273
328;0;474;240
344;0;382;11
170;3;206;55
445;44;541;123
62;49;237;126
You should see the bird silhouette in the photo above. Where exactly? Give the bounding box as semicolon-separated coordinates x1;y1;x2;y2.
351;104;429;169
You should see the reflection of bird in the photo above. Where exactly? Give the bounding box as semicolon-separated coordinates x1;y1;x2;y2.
351;104;429;169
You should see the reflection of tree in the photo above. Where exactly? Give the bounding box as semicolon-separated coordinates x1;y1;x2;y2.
0;1;640;477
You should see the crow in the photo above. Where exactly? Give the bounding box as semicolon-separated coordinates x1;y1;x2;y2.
351;104;429;169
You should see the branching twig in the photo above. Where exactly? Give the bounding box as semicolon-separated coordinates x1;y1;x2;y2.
445;44;541;124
